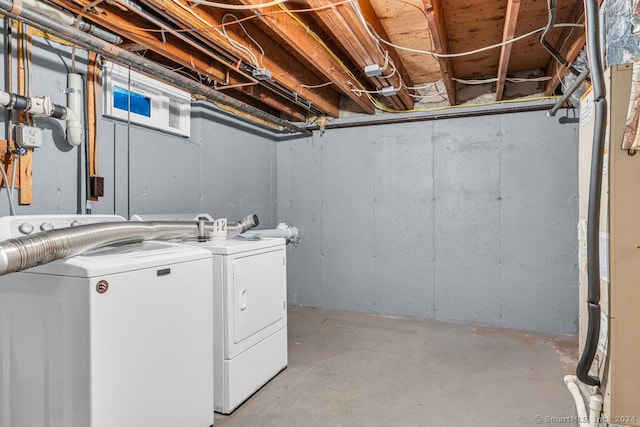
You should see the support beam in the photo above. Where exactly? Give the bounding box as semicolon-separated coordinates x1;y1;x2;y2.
0;0;312;134
423;0;455;105
52;0;333;119
143;0;342;117
544;1;586;95
228;0;376;114
303;0;414;110
495;0;521;101
545;34;586;95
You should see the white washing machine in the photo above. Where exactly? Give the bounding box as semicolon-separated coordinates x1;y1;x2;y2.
188;237;288;414
0;215;215;427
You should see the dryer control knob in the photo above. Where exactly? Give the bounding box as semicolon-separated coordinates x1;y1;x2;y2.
18;223;34;234
70;220;84;227
40;222;54;231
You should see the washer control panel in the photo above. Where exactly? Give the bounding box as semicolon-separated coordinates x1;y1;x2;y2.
0;215;126;239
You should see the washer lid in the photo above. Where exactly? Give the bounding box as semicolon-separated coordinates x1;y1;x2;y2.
187;237;285;255
21;241;212;278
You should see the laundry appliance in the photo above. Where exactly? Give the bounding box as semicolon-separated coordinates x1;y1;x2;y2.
0;214;215;427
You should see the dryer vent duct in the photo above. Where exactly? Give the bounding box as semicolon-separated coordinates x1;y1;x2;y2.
0;215;258;276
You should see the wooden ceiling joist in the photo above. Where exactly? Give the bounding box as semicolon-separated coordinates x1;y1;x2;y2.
142;0;341;117
495;0;521;101
303;0;414;111
422;0;455;106
50;0;230;83
228;0;376;114
544;1;586;96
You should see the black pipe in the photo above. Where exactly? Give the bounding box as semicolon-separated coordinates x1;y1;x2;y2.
576;0;607;388
0;0;312;136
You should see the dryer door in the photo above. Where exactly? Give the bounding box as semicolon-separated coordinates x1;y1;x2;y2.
227;247;286;358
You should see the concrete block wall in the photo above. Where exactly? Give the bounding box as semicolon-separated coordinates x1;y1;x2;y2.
278;112;579;334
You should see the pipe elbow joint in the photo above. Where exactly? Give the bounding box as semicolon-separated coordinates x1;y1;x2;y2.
65;109;83;146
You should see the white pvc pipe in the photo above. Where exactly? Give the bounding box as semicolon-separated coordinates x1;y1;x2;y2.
0;91;10;106
588;394;603;427
66;73;83;146
564;375;602;427
248;223;300;243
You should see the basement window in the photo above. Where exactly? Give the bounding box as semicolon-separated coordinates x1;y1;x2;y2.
102;62;191;137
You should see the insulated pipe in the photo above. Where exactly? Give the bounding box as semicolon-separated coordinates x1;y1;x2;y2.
0;215;259;276
548;67;590;116
20;0;123;44
576;0;607;388
0;0;312;136
66;73;83;146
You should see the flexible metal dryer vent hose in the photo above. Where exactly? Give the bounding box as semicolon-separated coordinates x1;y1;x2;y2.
0;215;259;276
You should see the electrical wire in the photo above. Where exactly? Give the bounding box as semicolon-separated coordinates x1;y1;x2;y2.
374;23;583;58
186;0;287;10
221;13;264;69
300;81;334;89
0;163;16;215
111;0;356;34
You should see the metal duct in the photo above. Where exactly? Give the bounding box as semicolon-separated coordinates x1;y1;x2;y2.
0;215;258;276
227;214;260;236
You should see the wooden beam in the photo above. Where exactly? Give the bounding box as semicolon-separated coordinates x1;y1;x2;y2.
53;0;315;119
423;0;455;105
544;33;585;95
544;1;586;95
495;0;521;101
50;0;230;83
17;22;32;205
303;0;414;111
142;0;341;117
226;0;376;114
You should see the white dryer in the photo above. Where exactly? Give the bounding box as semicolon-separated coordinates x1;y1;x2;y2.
188;237;288;414
0;215;215;427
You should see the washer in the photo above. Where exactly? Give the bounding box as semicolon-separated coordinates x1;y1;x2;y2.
0;215;215;427
189;237;288;414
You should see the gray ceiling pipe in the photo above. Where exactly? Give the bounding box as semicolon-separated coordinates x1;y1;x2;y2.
0;215;258;276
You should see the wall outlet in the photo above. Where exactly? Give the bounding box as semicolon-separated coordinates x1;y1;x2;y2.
15;124;43;148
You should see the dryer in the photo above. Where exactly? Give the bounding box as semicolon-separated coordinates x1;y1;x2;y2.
0;215;215;427
190;238;287;414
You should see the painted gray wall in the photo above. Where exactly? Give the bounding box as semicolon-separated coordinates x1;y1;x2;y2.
1;28;579;334
278;112;579;334
0;33;277;225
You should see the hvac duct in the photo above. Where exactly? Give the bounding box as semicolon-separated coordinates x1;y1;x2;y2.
0;215;259;276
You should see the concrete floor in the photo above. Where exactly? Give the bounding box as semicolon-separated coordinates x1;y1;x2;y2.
214;306;578;427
